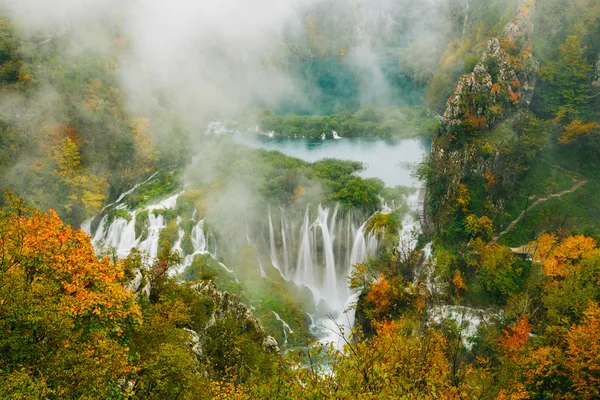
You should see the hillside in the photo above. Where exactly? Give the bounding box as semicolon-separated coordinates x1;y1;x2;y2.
1;0;600;398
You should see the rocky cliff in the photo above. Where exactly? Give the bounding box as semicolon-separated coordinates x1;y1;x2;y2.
425;0;539;235
129;267;280;365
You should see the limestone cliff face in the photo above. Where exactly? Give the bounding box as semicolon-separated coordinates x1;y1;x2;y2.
442;1;537;133
190;280;280;354
427;0;538;232
128;269;280;363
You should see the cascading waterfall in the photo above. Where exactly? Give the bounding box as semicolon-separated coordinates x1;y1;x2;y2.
84;180;420;350
265;203;387;348
85;192;217;276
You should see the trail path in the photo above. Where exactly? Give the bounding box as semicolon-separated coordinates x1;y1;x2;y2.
495;163;588;241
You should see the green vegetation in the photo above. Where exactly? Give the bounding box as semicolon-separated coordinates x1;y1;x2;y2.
3;0;600;398
135;210;149;241
188;137;389;212
256;107;437;139
182;252;314;347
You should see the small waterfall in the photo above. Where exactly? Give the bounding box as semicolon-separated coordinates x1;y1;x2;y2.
273;311;294;344
281;213;290;275
268;208;281;273
86;192;215;276
295;210;314;292
316;205;338;302
190;220;207;253
137;213;164;259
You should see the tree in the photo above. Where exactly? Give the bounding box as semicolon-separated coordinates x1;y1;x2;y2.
531;233;599;278
539;36;593;118
565;302;600;399
0;193;141;398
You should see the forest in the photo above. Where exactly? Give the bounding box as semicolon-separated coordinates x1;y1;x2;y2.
1;0;600;398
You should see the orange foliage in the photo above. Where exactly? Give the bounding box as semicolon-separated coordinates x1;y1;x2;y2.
500;316;532;361
495;384;530;400
56;124;80;144
566;302;600;399
484;169;497;188
522;345;563;388
0;194;141;324
500;39;519;56
452;269;468;293
532;234;599;277
366;274;395;315
457;184;471;212
492;83;502;94
465;113;488;132
509;91;521;104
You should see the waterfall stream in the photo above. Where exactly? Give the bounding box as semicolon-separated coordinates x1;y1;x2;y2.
84;184;422;350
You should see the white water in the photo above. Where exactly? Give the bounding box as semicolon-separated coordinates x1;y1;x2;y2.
83;170;422;351
265;201;393;349
273;311;294;344
85;193;219;276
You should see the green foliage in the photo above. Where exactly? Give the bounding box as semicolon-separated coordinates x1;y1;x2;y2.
258;107;436;139
107;207;132;224
125;171;183;210
135;210;149;241
539;36;595;118
463;54;481;73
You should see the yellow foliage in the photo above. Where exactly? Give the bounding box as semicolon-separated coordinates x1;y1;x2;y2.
53;137;81;177
465;214;494;237
531;233;600;277
452;269;468;292
559;120;600;144
131;117;159;174
457;184;471;212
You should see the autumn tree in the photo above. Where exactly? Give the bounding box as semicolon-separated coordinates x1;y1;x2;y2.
0;193;141;399
467;239;523;302
565;302;600;399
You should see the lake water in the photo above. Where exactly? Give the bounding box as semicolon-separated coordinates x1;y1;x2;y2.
233;134;431;187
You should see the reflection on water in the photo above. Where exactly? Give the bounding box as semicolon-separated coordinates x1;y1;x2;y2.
233;134;431;187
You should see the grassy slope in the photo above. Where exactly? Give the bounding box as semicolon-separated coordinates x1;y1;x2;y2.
498;143;600;247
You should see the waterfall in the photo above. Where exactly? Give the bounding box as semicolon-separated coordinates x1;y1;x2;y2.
137;213;164;259
316;205;338;303
86;193;218;276
268;208;281;273
295;210;314;292
264;203;388;349
273;311;294;344
85;181;422;350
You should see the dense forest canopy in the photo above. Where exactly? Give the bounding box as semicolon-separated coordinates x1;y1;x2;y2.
1;0;600;398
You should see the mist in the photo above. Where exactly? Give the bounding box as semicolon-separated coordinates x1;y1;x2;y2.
1;0;464;131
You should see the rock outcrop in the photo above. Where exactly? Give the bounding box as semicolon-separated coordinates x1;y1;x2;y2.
428;0;539;231
127;270;280;369
442;0;537;133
